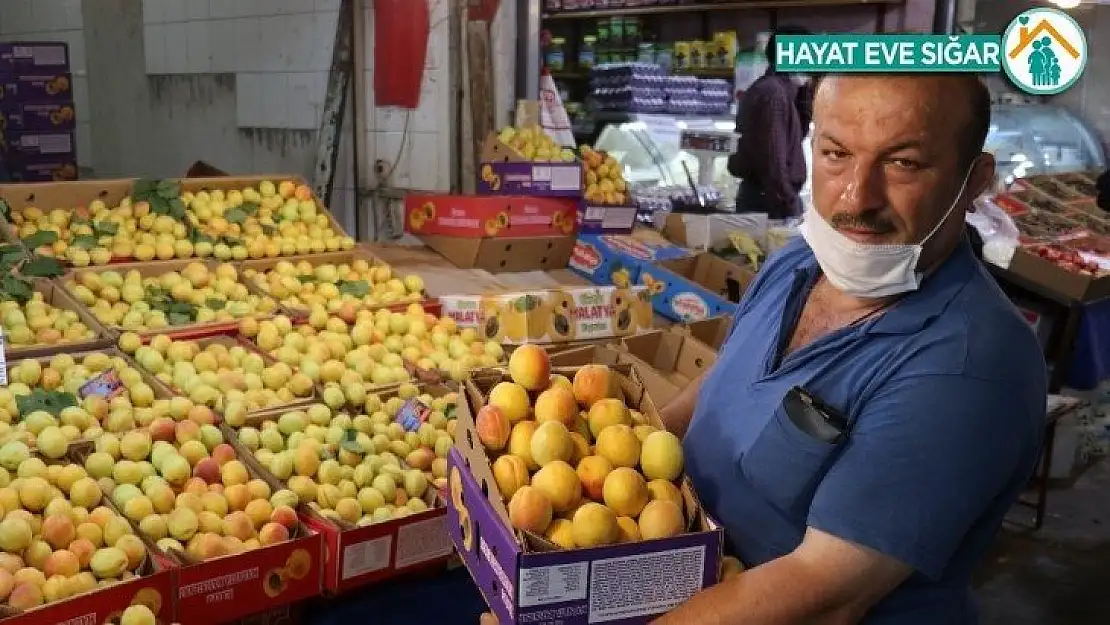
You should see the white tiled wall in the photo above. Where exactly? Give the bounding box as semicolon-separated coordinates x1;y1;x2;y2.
142;0;338;131
0;0;92;167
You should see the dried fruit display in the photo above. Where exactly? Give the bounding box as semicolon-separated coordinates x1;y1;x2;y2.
1056;173;1098;198
1024;243;1104;276
1014;211;1083;239
1027;176;1088;202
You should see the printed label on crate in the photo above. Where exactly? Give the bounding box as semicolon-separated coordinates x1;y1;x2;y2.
341;535;392;580
671;292;710;321
441;297;484;326
395;515;453;569
79;369;125;399
395;399;431;432
518;561;589;608
586;546;707;622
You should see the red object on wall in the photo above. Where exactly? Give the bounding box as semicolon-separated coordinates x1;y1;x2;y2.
467;0;500;22
374;0;430;108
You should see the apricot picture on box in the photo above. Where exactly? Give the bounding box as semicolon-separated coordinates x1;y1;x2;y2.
546;291;575;341
612;291;634;333
263;568;288;597
476;351;688;548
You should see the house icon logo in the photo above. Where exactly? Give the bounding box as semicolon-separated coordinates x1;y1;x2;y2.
1001;8;1087;95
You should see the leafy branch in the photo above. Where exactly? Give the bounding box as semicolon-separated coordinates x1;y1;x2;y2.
16;389;77;418
133;178;186;220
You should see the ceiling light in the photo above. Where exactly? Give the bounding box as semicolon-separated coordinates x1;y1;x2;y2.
1051;0;1082;9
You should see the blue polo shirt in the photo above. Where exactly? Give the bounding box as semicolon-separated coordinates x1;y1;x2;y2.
684;237;1046;624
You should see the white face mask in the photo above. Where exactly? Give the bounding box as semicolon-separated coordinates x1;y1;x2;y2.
799;165;975;299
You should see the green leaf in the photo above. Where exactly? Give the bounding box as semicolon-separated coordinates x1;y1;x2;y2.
189;230;215;245
240;202;260;216
336;280;370;298
169;198;186;219
205;298;226;310
0;245;27;268
16;389;77;418
132;178;158;197
0;276;32;303
168;311;193;326
224;207;248;224
0;199;10;222
92;221;118;237
70;235;99;249
444;404;457;420
261;224;277;236
20;257;65;278
341;428;364;454
295;274;317;283
21;231;58;250
156;179;180;199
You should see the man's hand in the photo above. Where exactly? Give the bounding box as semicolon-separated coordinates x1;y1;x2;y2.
659;371;707;438
653;528;911;625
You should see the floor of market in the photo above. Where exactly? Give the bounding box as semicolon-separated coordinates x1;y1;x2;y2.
975;457;1110;624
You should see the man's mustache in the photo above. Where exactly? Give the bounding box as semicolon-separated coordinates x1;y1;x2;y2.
829;212;896;234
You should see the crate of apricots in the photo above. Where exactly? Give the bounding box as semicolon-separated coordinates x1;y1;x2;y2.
238;251;426;318
0;449;173;624
242;306;507;401
226;384;456;592
77;425;322;624
0;349;173;459
116;331;319;422
0;176;356;267
446;345;723;625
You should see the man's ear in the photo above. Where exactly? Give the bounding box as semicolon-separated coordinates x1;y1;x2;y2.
966;153;997;211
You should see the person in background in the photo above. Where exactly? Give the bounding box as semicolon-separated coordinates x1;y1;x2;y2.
728;26;813;219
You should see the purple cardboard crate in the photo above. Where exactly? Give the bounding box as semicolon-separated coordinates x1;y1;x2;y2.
0;73;73;102
7;155;78;181
477;161;583;197
0;101;76;132
446;446;722;624
577;204;638;234
0;42;70;72
4;130;75;156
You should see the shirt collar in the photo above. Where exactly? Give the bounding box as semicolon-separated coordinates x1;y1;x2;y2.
791;237;978;336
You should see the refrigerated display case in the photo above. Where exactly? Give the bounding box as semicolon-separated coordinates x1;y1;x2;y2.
987;103;1106;187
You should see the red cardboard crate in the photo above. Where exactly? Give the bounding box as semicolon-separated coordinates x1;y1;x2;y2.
0;560;175;624
404;194;577;238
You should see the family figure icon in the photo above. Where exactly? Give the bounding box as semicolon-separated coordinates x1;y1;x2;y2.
1028;37;1062;87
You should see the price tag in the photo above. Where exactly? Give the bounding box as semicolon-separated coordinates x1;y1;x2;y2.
79;369;124;400
0;329;7;386
394;398;431;433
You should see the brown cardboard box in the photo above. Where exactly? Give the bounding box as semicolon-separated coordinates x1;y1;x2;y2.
420;234;575;272
618;330;717;406
1007;247;1110;302
675;315;733;350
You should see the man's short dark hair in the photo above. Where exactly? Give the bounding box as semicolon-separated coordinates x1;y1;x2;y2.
766;26;813;69
813;75;993;167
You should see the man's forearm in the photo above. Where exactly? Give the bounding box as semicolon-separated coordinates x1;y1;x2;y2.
652;555;861;625
659;371;706;438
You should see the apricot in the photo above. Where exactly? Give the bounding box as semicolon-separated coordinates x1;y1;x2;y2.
488;382;530;423
245;499;273;529
198;511;224;534
529;421;573;468
507;486;552;534
41;514;77;549
492;454;530;500
223;511;255;541
568;433;590;465
168;508;199;541
43;549;80;577
220;460;250;486
0;517;32;551
139;515;168;541
587;398;632;438
647;479;684;509
271;505;299;531
549;374;573;395
121;604;156;625
212;443;237;466
116;534;147;569
161;454;192;485
531;461;581;514
572;364;619;408
8;582;42;610
0;569;12;600
720;556;744;580
508;344;550;391
475;405;511;452
68;538;95;568
508;421;539;470
294;446;321;477
576;455;613;501
570;502;619;548
544;518;576;550
259;522;289;546
638;500;684;540
0;554;21;574
640;431;684;481
90;546;129;579
76;522;104;547
616;516;640;543
534;386;578;428
225;484;251;512
595;424;640;469
602;467;649;518
69;477;102;509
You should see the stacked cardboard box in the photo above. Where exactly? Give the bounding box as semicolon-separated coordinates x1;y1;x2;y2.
0;41;77;181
